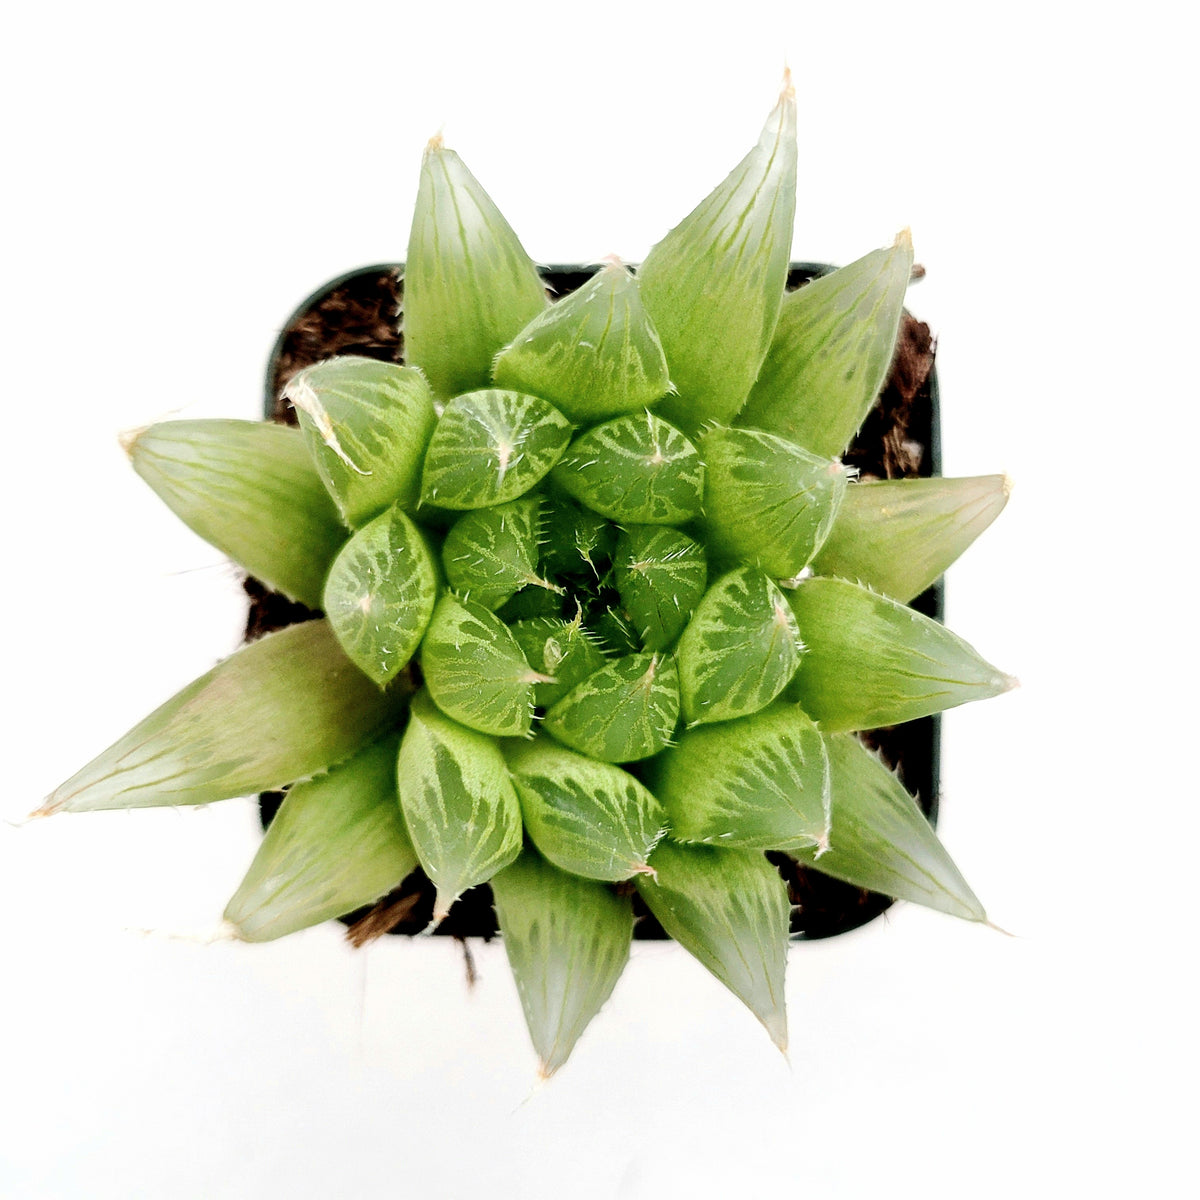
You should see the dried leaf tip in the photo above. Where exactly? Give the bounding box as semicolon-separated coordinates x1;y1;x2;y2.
601;253;626;272
1002;674;1021;692
425;131;445;153
118;425;146;457
1002;473;1015;498
894;226;913;251
778;66;795;103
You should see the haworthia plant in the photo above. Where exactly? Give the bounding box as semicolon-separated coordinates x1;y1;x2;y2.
47;79;1012;1076
640;75;798;431
810;474;1011;603
675;566;804;727
651;701;831;851
505;737;666;881
785;576;1013;731
224;733;418;942
492;849;633;1078
794;733;987;922
41;620;409;814
323;503;439;685
420;389;571;510
738;232;915;458
636;840;791;1052
397;691;523;922
284;357;437;526
493;259;670;424
404;138;547;399
127;419;346;609
550;411;705;525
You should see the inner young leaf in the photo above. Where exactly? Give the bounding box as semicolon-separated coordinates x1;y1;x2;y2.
543;652;680;762
420;389;572;510
442;494;556;611
676;566;804;726
550;411;704;525
323;504;440;686
613;525;708;651
420;593;543;737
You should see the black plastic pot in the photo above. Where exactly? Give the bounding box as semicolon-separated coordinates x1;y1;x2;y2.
252;264;943;943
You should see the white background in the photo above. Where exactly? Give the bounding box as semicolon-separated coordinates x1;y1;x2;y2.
3;2;1195;1197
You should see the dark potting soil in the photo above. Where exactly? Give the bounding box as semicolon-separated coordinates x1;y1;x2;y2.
251;264;941;944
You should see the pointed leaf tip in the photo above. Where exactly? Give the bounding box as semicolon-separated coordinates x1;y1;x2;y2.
45;620;409;814
787;577;1010;730
639;90;797;430
493;849;633;1077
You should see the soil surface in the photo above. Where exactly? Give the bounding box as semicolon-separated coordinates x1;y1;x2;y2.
251;264;941;943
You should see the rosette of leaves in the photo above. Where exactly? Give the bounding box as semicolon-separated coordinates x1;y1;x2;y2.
43;75;1014;1077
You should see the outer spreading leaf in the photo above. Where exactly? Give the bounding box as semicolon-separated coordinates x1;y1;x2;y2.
810;474;1011;603
283;357;437;526
790;733;986;922
40;621;409;814
786;577;1013;730
635;841;789;1050
699;425;846;578
492;849;633;1078
128;419;347;609
550;411;704;525
323;504;439;686
508;615;607;709
493;261;670;423
224;733;418;942
420;593;542;737
676;567;804;727
420;389;571;510
613;525;707;651
404;140;547;398
442;495;556;610
738;233;915;457
639;80;797;431
543;653;679;762
504;738;667;881
651;702;830;851
396;691;523;921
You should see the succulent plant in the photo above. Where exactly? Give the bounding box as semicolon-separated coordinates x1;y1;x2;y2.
42;75;1013;1076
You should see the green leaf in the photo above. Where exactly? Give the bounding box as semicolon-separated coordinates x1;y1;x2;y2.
419;389;571;510
539;493;616;579
504;738;667;881
650;701;830;851
613;525;707;651
397;691;523;921
493;260;670;423
790;733;986;922
404;139;547;399
323;504;439;686
738;232;915;457
676;567;804;727
786;577;1013;731
550;411;704;525
40;621;409;814
223;733;418;942
635;841;789;1050
639;80;797;431
543;652;679;762
127;419;346;609
810;474;1012;603
698;425;846;579
420;593;542;737
283;357;437;527
492;848;633;1078
442;495;558;611
507;614;607;709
